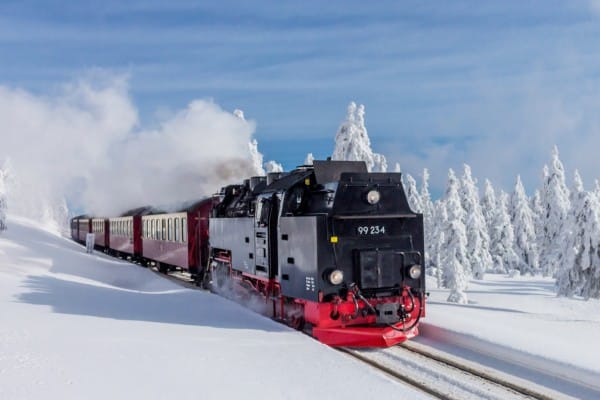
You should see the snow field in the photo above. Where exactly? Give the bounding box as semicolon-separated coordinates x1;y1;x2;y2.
0;216;429;400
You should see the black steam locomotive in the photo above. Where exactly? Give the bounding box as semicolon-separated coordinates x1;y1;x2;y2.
207;160;425;347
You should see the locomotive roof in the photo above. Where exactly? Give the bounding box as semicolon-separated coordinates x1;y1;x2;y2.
263;169;313;192
313;160;368;183
262;160;369;192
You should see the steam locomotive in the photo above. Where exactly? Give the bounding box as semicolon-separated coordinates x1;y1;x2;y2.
71;160;426;347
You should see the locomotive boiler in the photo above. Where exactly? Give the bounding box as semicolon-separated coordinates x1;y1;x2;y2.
207;160;425;347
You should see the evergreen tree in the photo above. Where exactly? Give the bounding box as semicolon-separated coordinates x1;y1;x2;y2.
331;102;387;172
539;146;571;277
420;169;435;273
405;173;423;213
481;179;497;237
510;176;539;274
531;189;545;256
460;164;492;279
430;200;447;284
445;249;469;304
557;188;600;299
490;191;520;273
441;169;470;290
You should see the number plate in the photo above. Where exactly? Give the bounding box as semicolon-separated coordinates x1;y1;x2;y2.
357;225;386;235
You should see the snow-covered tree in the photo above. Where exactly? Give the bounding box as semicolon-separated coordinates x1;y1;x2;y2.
405;174;423;213
460;164;492;279
431;200;447;288
481;179;497;236
539;146;571;277
557;187;600;299
331;102;387;172
0;162;8;232
420;169;435;273
489;191;520;273
530;189;545;254
445;249;469;304
510;176;539;275
441;169;470;293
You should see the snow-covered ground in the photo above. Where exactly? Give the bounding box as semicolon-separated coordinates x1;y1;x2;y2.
2;215;599;399
0;216;428;400
423;276;600;399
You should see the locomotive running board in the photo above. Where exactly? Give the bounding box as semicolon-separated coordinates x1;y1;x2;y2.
312;325;419;348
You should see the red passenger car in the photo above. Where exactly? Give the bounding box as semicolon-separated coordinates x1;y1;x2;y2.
91;218;110;249
108;207;150;259
72;216;92;243
141;198;213;279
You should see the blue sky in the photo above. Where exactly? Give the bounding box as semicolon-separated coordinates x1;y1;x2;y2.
2;0;600;197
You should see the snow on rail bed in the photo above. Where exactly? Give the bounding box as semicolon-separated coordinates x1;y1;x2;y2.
422;275;600;399
0;216;429;400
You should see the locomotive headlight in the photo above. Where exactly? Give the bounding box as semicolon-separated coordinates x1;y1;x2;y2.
366;190;381;205
408;264;422;280
329;269;344;285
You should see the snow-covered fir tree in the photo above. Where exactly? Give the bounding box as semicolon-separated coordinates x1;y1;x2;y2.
489;191;520;273
445;249;469;304
481;179;497;237
510;176;539;275
441;169;470;293
331;102;387;172
530;189;545;256
0;162;8;232
557;184;600;299
404;174;423;213
460;164;492;279
420;169;435;273
431;200;447;288
539;146;571;277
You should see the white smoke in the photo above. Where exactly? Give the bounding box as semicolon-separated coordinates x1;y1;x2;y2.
0;74;262;219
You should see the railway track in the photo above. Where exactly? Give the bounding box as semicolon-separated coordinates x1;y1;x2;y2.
339;341;571;400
